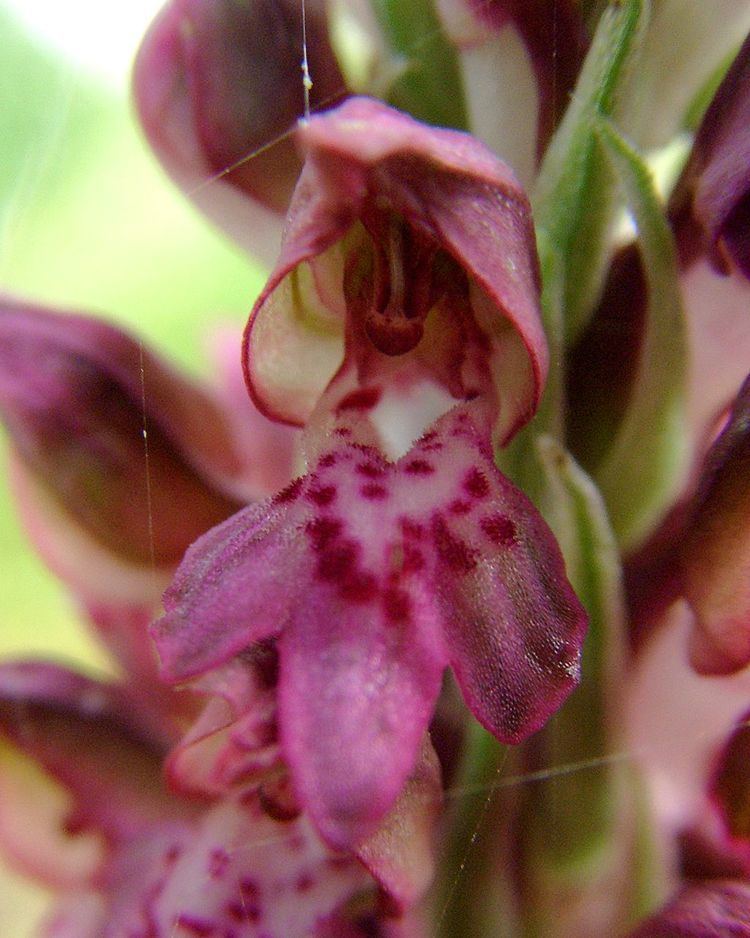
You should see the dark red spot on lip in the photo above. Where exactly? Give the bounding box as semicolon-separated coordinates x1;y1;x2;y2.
481;515;517;546
318;453;337;468
401;542;425;573
258;777;300;822
400;518;424;539
175;917;214;936
361;483;388;500
464;466;490;498
432;515;477;573
356;461;385;478
306;517;342;551
335;427;352;437
336;387;382;413
383;586;411;623
307;484;337;506
208;848;230;879
318;542;358;581
165;844;181;864
450;499;471;515
340;569;378;602
403;458;434;475
273;477;303;504
227;900;262;923
296;874;314;893
418;429;444;452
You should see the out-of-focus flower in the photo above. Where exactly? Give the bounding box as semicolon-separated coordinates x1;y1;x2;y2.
681;373;750;675
0;651;439;936
134;0;347;263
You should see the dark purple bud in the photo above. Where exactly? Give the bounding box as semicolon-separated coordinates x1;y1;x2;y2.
134;0;346;261
671;32;750;279
0;300;244;568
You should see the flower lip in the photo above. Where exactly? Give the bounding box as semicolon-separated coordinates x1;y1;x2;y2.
152;398;586;848
243;96;546;442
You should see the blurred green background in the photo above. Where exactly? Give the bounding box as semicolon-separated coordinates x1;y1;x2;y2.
0;1;267;928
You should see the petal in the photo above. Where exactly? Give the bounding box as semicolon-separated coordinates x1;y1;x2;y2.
149;797;374;936
423;407;587;742
356;735;442;912
628;880;750;937
156;397;584;845
672;32;750;279
435;0;586;175
278;583;444;849
0;300;244;569
133;0;346;264
0;662;183;888
710;706;750;853
207;325;300;499
0;663;177;832
244;96;545;441
153;493;312;681
167;647;281;796
681;374;750;674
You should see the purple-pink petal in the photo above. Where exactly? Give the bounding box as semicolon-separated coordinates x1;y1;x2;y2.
628;880;750;937
279;584;444;849
154;398;585;846
0;300;244;567
672;32;750;279
0;661;185;887
681;372;750;674
154;496;311;680
244;96;545;440
134;0;346;262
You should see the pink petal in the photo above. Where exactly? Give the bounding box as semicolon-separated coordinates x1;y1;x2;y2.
0;662;184;887
710;706;750;861
356;735;442;912
672;33;750;279
628;880;750;937
681;374;750;674
167;647;281;797
207;325;300;500
155;398;585;846
133;0;346;264
148;797;374;937
154;496;312;680
244;96;545;442
0;300;244;568
278;580;444;849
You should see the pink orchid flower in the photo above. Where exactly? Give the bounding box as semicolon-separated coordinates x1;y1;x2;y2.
153;95;587;852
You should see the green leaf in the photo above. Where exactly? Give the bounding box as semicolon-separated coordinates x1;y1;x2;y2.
518;438;636;933
533;0;649;343
368;0;468;130
593;119;688;550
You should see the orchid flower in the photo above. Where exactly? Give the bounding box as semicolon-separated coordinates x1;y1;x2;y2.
153;94;587;851
5;1;750;935
0;305;439;935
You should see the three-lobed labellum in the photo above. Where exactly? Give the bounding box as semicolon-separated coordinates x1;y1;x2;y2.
153;391;586;850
